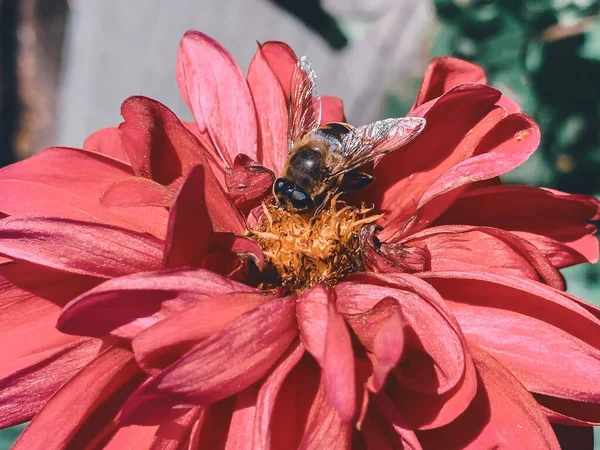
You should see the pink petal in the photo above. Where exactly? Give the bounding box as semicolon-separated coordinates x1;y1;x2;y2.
0;180;168;238
100;177;174;207
0;216;163;278
259;41;297;100
58;268;256;339
337;274;466;395
298;377;352;450
296;284;330;364
121;297;297;424
12;347;142;450
323;302;356;422
225;387;258;449
177;31;257;167
247;43;289;175
163;166;213;268
151;408;201;450
321;96;345;124
225;154;274;213
118;96;212;187
421;271;600;418
343;298;405;392
405;114;540;236
132;291;272;374
253;339;305;448
392;343;478;430
536;394;600;426
434;185;600;266
372;394;423;450
403;225;564;290
83;126;132;166
370;84;502;240
413;57;486;108
417;343;560;450
0;338;101;428
0;146;133;199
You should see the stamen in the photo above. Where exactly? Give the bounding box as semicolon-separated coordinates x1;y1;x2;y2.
249;195;381;292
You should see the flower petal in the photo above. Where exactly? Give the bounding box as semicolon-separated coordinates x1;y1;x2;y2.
0;216;163;278
403;225;564;290
406;114;540;235
321;96;345;124
434;185;600;266
118;96;214;187
417;343;560;450
83;126;131;166
12;347;143;450
413;57;486;108
121;297;297;424
0;147;133;199
259;41;297;100
421;271;600;421
253;340;305;448
177;31;257;166
100;177;174;208
247;43;289;176
370;84;502;239
225;154;275;213
132;291;272;374
323;302;356;422
296;285;330;364
372;394;423;450
337;275;466;395
58;268;256;339
298;377;352;450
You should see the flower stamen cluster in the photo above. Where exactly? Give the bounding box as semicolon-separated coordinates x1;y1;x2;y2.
250;197;381;292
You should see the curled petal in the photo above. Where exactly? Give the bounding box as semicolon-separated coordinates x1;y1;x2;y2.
58;268;256;339
405;114;540;236
434;185;600;266
421;271;600;421
225;154;275;213
177;31;257;166
118;96;210;187
121;297;297;424
403;225;565;290
337;275;466;395
132;291;272;374
417;343;560;450
413;57;486;108
371;84;502;240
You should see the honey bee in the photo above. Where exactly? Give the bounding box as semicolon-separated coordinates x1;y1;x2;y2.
273;57;426;211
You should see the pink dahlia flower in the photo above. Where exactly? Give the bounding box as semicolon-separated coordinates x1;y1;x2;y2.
0;31;598;449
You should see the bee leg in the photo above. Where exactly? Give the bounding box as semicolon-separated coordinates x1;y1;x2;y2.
340;171;374;192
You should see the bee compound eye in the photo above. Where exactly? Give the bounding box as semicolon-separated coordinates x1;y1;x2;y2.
291;189;314;210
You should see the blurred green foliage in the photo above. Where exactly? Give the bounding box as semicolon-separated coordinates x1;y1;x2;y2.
432;0;600;194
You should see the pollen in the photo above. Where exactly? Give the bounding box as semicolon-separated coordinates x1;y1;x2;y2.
249;197;381;293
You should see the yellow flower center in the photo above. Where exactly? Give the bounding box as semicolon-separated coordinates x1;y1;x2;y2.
249;197;381;292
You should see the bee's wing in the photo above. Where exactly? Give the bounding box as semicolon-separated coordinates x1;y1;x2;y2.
329;117;426;177
288;57;322;150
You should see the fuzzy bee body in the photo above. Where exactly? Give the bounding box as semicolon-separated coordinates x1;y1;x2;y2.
273;57;426;212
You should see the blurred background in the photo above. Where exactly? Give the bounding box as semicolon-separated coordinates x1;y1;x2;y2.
0;0;599;447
